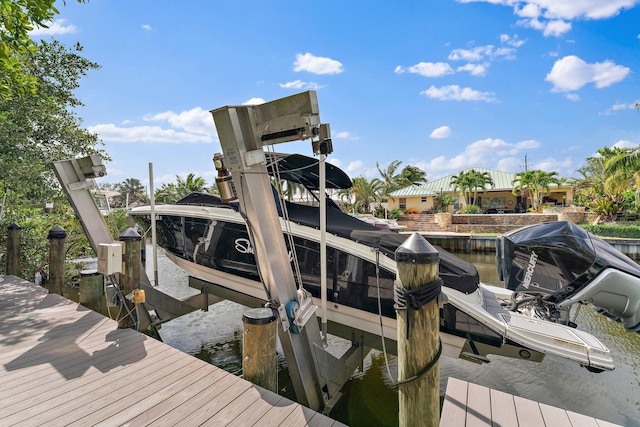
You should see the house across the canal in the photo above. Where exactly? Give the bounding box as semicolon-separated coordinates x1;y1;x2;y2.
387;168;574;214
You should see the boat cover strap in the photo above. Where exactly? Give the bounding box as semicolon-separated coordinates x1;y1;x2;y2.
394;277;443;339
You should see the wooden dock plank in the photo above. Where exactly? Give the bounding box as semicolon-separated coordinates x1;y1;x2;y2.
538;402;573;427
198;384;267;426
440;378;622;427
439;376;469;427
466;381;492;426
109;369;229;426
0;276;344;427
489;388;518;427
513;395;546;427
222;385;285;426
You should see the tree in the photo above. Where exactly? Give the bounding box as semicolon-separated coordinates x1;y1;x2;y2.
350;176;383;214
0;0;86;100
399;165;427;187
119;178;145;206
0;40;104;207
512;170;561;211
450;171;473;206
376;160;403;201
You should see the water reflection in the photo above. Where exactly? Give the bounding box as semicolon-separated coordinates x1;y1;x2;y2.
153;246;640;427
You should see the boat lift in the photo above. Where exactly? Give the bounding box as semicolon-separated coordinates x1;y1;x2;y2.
211;91;356;410
52;92;367;413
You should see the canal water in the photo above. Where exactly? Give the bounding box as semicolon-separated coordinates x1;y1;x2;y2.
147;247;640;426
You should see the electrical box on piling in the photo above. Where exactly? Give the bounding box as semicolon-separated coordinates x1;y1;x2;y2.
98;243;122;275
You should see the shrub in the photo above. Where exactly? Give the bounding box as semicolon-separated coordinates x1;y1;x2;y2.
388;208;403;220
461;205;482;214
406;207;421;215
580;224;640;239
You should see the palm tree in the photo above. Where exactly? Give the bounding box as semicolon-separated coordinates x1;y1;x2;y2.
376;160;403;201
350;176;383;213
399;165;428;187
512;170;561;211
119;178;145;207
450;171;473;206
468;170;494;206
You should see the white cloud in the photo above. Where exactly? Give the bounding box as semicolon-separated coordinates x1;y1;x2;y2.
565;93;580;101
394;62;454;77
430;126;452;139
448;45;516;62
418;138;540;172
459;0;640;36
334;131;359;140
89;107;216;144
545;55;630;92
613;140;638;148
279;80;322;90
457;63;489;76
29;19;77;36
142;24;152;31
346;160;364;175
144;107;214;136
601;101;639;115
421;85;496;102
243;97;265;105
534;157;574;173
294;52;343;75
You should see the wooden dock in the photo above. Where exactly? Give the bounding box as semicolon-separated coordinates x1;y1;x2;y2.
440;377;621;427
0;276;345;426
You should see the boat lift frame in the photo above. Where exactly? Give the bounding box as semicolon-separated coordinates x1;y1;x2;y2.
211;91;339;410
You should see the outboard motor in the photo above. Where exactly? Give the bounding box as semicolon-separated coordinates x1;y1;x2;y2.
497;221;640;332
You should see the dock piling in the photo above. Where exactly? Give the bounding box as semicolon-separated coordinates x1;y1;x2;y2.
395;232;441;427
47;226;67;295
79;269;105;315
118;227;141;329
242;307;278;392
6;223;21;276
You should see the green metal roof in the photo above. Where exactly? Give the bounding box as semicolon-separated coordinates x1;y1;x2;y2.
389;168;517;197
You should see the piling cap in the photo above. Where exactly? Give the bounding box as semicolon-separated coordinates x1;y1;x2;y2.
8;223;21;230
47;225;67;239
242;308;278;325
395;232;439;265
119;227;141;241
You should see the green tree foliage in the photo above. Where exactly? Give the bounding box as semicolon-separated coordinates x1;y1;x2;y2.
512;170;561;211
0;0;85;100
0;40;104;207
154;173;209;204
350;176;383;214
376;160;427;201
450;169;493;206
118;178;146;206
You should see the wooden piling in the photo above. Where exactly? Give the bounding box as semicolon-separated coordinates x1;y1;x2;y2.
47;226;67;296
242;307;278;392
6;224;21;276
395;232;441;427
79;269;105;315
118;227;141;329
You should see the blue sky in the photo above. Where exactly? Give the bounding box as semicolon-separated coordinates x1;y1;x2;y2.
33;0;640;188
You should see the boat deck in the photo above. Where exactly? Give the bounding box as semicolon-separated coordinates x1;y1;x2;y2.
440;376;621;427
0;276;344;426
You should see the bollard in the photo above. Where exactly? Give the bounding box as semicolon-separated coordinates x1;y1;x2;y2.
395;233;441;427
80;269;105;315
118;227;141;329
242;308;278;392
6;224;22;276
47;226;67;295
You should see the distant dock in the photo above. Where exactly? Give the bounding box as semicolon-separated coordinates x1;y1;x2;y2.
0;276;344;426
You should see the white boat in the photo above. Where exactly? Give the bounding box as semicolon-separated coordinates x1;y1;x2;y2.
129;152;640;373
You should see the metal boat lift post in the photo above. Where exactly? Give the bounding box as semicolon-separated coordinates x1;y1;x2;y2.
211;91;340;411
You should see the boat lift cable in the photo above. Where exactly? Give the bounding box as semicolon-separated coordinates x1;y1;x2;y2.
373;247;397;385
265;145;305;292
